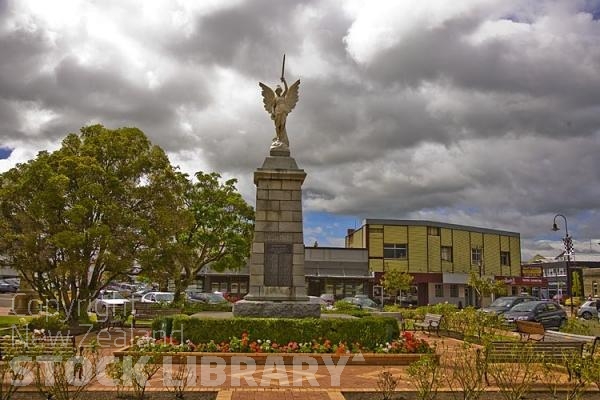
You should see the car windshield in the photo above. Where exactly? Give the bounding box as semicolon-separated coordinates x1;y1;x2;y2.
511;302;537;312
207;293;225;301
489;298;518;308
104;291;125;300
155;293;174;302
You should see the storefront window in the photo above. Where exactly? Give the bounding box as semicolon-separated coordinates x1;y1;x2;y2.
345;283;355;297
335;283;344;299
449;284;458;298
325;283;334;294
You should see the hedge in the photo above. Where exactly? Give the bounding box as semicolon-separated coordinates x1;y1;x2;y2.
152;316;400;348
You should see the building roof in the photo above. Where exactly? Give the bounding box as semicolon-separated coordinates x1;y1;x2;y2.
359;218;520;237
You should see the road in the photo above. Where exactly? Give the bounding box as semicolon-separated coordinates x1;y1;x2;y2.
0;293;15;309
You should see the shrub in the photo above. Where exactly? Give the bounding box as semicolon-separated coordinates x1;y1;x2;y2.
561;318;593;335
27;313;68;332
446;307;503;340
182;302;232;314
162;317;400;349
151;314;189;338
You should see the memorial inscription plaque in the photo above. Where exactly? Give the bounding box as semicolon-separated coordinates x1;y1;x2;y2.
264;242;293;287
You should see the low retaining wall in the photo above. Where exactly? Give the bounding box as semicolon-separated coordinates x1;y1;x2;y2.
113;347;436;365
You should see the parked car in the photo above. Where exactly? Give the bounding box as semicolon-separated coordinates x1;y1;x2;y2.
397;294;418;306
319;293;335;305
577;300;599;320
116;283;138;297
140;291;175;304
308;296;328;306
0;280;18;293
503;300;567;330
341;295;379;311
89;290;130;314
188;292;228;304
480;296;538;316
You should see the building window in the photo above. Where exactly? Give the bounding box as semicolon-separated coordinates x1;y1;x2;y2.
471;247;482;265
441;246;453;262
384;243;408;259
450;284;459;298
500;251;511;266
428;226;440;236
435;284;444;298
593;281;598;296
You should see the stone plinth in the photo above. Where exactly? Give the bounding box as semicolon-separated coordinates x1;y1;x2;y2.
233;150;319;318
233;300;320;318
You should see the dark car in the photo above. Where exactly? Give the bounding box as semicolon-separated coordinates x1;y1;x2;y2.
189;292;228;304
480;296;538;316
503;300;567;330
0;280;18;293
341;295;379;311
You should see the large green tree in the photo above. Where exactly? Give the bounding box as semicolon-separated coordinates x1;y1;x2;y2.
140;171;254;303
0;125;183;322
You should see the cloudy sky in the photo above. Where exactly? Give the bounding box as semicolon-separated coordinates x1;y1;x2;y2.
1;0;600;261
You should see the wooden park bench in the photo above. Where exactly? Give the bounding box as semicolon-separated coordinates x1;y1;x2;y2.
478;341;584;384
132;302;183;327
516;320;545;341
543;330;600;357
414;313;443;336
0;334;80;359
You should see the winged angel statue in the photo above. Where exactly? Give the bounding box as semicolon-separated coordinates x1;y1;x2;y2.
259;75;300;151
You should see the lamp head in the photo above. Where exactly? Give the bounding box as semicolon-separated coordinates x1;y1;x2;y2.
552;223;560;232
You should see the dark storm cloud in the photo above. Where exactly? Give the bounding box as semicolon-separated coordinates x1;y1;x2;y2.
169;0;313;77
1;0;600;257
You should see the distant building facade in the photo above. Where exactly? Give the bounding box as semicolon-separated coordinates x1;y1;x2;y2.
522;254;600;300
345;219;524;306
304;247;371;300
194;247;371;301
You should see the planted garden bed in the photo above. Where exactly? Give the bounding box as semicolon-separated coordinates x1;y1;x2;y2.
113;327;436;366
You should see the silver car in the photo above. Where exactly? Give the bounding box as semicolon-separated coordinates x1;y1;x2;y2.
577;300;599;320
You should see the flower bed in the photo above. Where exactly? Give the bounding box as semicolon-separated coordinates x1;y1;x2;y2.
113;331;436;365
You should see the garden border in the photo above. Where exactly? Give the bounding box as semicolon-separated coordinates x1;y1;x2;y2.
113;347;437;365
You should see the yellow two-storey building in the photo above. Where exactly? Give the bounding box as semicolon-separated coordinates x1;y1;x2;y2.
346;219;522;306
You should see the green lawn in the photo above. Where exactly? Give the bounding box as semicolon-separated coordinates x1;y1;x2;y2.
0;315;33;330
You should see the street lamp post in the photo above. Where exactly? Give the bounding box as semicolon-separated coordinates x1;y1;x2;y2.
552;214;574;315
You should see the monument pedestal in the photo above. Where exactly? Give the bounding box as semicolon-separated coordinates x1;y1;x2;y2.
233;150;320;318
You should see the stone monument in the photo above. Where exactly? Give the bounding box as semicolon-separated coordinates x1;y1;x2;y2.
233;56;320;318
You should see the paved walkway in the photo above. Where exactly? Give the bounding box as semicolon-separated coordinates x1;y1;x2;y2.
67;328;587;399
